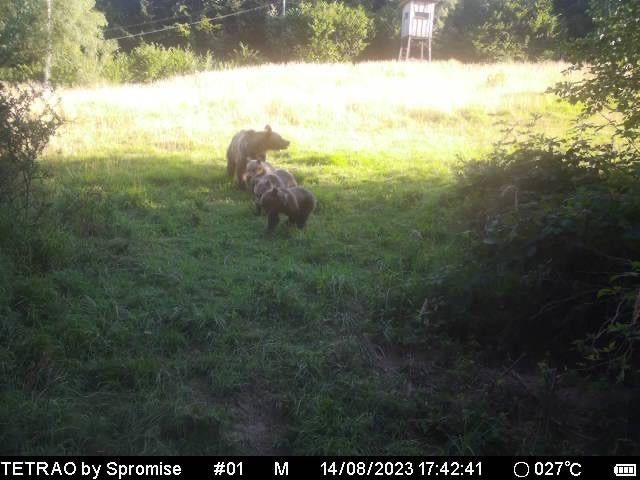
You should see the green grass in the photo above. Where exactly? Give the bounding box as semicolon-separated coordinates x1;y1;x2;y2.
4;62;629;455
17;149;457;454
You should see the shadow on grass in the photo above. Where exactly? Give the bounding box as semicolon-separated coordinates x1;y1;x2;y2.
7;150;632;456
43;151;452;240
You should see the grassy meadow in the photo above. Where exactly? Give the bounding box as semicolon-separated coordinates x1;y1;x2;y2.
5;60;619;455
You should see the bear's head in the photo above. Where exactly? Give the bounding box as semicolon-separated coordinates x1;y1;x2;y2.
244;158;269;187
263;125;290;151
260;186;288;212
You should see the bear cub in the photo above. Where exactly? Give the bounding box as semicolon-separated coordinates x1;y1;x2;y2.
253;170;297;215
259;186;317;232
243;158;274;189
253;174;284;215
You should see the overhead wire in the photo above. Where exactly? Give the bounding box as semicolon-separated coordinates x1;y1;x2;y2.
104;11;202;33
106;4;273;41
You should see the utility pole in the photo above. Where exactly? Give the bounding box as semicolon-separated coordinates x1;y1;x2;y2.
44;0;53;86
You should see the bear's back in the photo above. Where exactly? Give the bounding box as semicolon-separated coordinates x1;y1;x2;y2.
289;187;316;214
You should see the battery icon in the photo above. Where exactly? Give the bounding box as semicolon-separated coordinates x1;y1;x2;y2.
615;464;637;477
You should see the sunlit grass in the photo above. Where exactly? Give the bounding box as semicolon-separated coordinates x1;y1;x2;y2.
50;60;578;163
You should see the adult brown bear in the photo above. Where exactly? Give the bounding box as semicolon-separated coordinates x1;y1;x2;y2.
226;125;290;189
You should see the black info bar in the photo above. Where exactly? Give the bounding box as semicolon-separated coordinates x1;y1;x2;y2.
0;457;636;480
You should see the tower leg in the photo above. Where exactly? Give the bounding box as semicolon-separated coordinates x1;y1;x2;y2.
406;36;412;61
420;41;424;60
428;36;432;62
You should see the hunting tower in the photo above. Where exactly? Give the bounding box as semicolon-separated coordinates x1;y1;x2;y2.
398;0;438;61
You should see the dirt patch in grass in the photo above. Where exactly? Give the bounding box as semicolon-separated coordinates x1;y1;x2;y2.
227;390;288;455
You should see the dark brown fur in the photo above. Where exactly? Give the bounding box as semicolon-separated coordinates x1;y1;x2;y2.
253;174;285;215
259;186;317;232
226;125;289;189
273;169;297;188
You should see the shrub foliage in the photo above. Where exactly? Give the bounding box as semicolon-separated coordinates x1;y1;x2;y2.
439;1;640;380
447;125;639;377
103;43;213;83
438;0;561;61
555;1;640;142
268;1;373;63
0;84;61;211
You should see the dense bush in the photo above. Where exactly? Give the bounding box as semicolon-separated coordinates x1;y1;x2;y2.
101;52;132;84
267;1;373;63
425;0;640;383
437;0;561;61
0;83;61;212
0;83;65;333
228;42;264;67
103;43;213;83
437;126;640;380
127;43;213;83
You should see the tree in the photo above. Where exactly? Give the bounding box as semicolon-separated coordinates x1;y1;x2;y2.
0;0;114;84
268;1;373;63
362;1;400;59
52;0;116;84
97;0;268;59
553;0;592;39
438;0;561;61
555;0;640;143
0;0;47;79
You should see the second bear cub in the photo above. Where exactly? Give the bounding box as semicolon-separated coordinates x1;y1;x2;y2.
259;186;317;232
253;174;284;215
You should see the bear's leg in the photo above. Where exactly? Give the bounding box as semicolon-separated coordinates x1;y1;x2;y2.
267;212;280;232
296;213;309;229
255;201;262;216
226;147;235;177
236;156;248;189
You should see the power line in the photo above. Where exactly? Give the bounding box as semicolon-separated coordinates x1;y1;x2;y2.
106;4;272;42
104;10;204;33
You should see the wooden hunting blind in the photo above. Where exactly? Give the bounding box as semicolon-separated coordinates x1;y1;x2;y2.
398;0;439;61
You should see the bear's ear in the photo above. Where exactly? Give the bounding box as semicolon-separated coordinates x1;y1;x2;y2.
264;125;272;134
